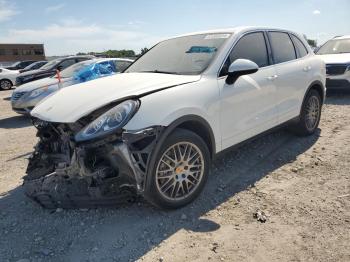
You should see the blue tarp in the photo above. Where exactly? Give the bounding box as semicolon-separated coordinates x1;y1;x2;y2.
73;61;116;83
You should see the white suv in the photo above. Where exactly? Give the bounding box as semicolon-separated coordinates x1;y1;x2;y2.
26;27;326;209
316;35;350;90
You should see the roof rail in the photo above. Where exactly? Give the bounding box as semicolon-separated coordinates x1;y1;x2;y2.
333;35;343;39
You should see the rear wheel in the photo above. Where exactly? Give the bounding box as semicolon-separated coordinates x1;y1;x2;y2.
0;79;13;90
144;128;210;209
291;89;322;136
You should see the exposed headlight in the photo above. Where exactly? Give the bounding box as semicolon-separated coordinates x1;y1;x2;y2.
75;100;139;142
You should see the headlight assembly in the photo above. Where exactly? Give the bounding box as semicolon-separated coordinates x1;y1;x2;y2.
28;88;46;98
28;85;57;98
75;100;139;142
22;75;33;82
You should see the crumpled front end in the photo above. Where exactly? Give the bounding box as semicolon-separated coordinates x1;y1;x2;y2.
24;118;163;209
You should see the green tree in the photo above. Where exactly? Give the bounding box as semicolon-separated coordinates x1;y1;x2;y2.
307;39;317;48
140;47;149;55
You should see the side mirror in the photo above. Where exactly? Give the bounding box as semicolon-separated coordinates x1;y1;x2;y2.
56;65;63;71
226;59;259;85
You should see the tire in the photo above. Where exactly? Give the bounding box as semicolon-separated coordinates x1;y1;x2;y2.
290;89;322;136
0;79;13;90
144;128;210;209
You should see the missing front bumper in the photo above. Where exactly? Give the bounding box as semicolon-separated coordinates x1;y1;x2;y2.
23;125;164;209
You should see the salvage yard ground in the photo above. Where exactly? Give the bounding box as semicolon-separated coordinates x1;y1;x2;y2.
0;89;349;262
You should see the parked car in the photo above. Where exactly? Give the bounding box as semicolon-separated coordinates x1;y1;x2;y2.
0;68;20;90
26;27;326;209
5;60;37;70
15;55;94;86
11;58;133;114
19;61;48;73
316;35;350;91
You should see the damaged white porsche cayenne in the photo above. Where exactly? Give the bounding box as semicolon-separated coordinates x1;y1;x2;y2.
26;27;326;209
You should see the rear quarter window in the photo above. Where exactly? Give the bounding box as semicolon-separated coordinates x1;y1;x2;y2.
269;32;296;64
291;35;308;58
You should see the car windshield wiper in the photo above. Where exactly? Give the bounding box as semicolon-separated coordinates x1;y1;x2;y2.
139;70;180;75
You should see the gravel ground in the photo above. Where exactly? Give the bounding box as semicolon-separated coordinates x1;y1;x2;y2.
0;89;349;262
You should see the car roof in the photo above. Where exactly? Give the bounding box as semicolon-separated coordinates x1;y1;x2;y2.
333;35;350;40
53;55;95;62
93;58;134;63
170;26;299;39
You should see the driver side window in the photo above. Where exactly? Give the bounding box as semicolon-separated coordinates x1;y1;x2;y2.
220;32;269;77
58;59;75;70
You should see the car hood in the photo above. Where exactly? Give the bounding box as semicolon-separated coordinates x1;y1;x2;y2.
316;53;350;64
14;77;61;92
31;72;201;123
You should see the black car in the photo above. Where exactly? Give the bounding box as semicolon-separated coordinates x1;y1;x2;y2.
15;56;94;86
6;60;37;70
19;61;48;73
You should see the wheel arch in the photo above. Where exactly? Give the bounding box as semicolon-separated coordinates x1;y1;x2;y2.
0;78;13;85
144;114;216;194
162;115;216;159
300;80;325;114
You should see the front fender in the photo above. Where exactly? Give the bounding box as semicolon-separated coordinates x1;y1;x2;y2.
124;79;221;152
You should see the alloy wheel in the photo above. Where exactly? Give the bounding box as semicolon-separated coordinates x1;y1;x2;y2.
305;95;320;131
0;80;12;90
155;142;205;201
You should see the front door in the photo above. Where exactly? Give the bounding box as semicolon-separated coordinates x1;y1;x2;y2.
218;31;278;149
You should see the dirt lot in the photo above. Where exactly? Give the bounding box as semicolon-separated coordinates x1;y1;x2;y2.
0;89;349;262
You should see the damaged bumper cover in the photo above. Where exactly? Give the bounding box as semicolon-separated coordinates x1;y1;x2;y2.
23;121;164;209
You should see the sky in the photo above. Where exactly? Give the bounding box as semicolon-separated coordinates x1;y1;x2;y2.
0;0;349;56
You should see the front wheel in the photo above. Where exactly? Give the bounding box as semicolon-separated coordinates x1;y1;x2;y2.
290;89;322;136
144;128;210;209
0;79;13;90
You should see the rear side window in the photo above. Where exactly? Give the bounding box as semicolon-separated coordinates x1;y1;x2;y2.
77;58;89;62
59;59;76;70
220;32;269;76
291;35;308;58
269;32;296;64
115;61;132;72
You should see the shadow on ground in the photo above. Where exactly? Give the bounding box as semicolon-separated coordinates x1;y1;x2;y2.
0;115;31;129
326;90;350;105
0;127;320;261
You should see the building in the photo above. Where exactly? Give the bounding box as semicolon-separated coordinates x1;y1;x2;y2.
0;43;45;66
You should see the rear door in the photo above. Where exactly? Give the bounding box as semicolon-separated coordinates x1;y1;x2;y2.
218;31;279;149
267;31;310;124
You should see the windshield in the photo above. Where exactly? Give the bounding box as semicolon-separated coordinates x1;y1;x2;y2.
23;61;43;70
126;33;231;75
317;39;350;55
59;60;96;78
11;61;20;67
40;59;62;70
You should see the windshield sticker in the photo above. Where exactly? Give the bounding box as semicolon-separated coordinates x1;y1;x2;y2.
204;34;231;40
186;46;217;53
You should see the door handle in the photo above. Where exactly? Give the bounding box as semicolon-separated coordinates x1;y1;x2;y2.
267;75;278;81
303;66;312;72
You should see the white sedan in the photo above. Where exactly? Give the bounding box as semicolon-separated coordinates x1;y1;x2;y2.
0;68;19;90
26;26;325;209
